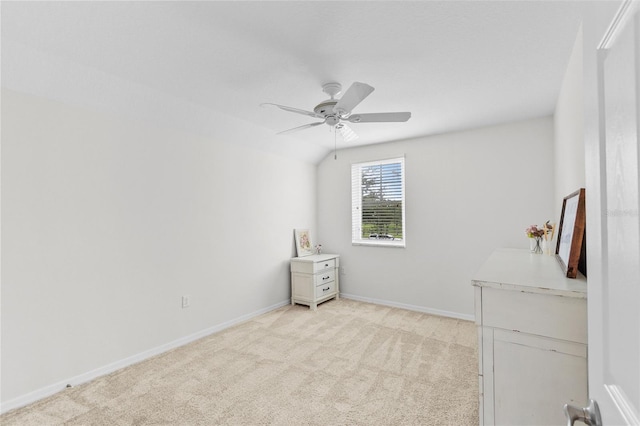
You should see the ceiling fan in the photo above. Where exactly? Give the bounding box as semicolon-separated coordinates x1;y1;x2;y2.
261;82;411;142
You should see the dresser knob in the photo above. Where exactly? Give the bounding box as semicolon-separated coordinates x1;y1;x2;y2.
323;287;330;291
323;276;330;280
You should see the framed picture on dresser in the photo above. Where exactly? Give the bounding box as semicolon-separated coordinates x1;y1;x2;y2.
294;229;313;257
555;188;586;278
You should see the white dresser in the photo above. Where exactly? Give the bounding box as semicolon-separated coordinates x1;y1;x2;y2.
290;254;340;310
472;248;587;426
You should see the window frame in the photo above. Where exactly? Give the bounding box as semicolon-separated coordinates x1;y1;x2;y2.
351;156;406;248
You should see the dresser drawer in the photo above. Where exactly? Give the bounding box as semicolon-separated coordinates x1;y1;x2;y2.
314;269;335;286
481;287;587;344
315;281;336;298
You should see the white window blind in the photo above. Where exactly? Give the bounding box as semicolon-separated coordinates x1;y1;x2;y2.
351;157;405;247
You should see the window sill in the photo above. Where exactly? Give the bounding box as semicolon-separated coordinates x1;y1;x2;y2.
352;240;406;248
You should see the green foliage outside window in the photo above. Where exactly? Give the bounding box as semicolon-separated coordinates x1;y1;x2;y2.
360;163;403;240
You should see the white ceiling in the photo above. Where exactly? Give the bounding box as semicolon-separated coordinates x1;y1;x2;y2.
2;1;586;163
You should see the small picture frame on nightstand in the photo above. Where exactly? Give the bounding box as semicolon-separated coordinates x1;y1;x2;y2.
294;229;313;257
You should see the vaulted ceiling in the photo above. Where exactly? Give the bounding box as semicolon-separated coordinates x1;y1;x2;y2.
2;1;586;163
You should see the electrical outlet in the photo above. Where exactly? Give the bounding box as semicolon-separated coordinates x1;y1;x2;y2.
182;295;190;308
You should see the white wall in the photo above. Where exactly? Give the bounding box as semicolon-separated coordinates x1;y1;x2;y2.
1;89;316;407
317;117;555;318
554;27;585;214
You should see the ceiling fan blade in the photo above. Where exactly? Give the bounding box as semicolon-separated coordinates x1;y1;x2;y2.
277;121;325;135
337;124;359;142
347;112;412;123
260;103;324;119
333;82;374;115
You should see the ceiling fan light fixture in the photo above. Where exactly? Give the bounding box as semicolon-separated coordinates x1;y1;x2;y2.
337;123;358;142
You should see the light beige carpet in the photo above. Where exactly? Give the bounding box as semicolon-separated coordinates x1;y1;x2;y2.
1;298;478;425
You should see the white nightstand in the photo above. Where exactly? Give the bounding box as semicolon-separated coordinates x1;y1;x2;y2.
290;254;340;310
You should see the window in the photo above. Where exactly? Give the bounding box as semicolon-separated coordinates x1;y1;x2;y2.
351;157;405;247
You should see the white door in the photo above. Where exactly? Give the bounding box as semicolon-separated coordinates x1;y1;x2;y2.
580;0;640;425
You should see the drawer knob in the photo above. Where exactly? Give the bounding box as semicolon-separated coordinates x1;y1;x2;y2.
323;276;330;280
325;263;329;267
323;287;330;291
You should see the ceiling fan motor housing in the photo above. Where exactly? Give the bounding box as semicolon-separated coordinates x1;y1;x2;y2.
314;82;344;125
314;100;339;117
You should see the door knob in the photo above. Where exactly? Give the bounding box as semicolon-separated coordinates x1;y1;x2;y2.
564;399;602;426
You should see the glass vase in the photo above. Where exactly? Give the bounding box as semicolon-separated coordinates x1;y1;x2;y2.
529;237;543;254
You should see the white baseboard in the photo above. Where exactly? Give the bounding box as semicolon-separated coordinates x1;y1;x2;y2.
340;293;475;322
0;299;290;415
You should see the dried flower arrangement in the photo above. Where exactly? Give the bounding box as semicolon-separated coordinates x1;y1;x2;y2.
525;221;554;239
526;221;556;254
525;225;545;238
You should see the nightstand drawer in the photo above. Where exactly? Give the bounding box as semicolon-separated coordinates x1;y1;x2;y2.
315;281;336;298
290;258;336;274
314;269;335;286
313;258;335;273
